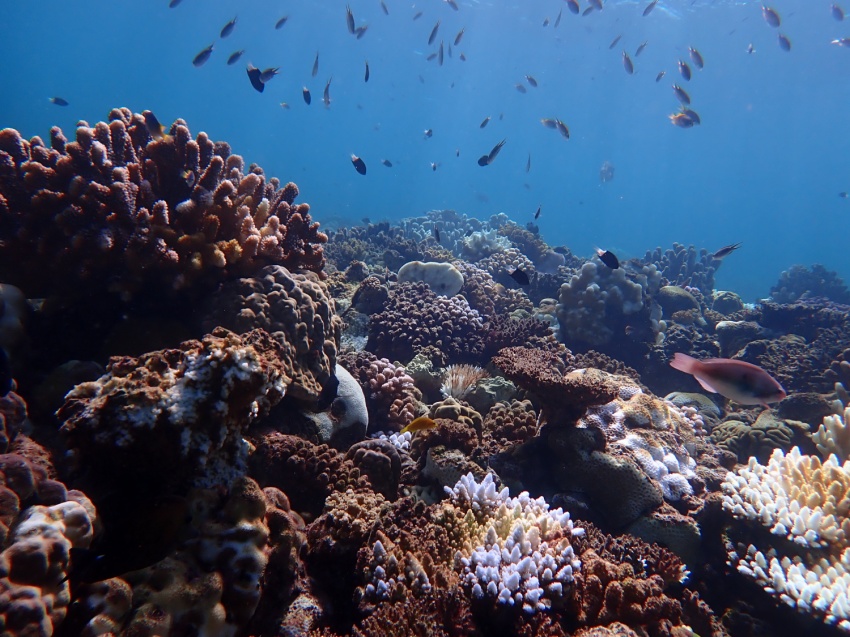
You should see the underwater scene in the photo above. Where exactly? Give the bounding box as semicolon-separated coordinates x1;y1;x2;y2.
2;0;850;635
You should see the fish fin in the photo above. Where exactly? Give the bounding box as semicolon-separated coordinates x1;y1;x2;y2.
693;374;719;394
669;352;698;373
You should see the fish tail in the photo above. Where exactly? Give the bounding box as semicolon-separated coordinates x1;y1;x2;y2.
669;352;699;374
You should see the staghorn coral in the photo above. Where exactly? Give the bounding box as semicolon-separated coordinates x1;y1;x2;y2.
200;264;341;402
58;328;288;492
0;108;326;304
366;282;486;366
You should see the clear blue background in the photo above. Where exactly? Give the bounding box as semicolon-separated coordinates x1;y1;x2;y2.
1;0;848;300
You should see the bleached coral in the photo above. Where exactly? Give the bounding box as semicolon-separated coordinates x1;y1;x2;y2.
723;447;850;630
617;433;696;502
814;406;850;463
444;473;583;613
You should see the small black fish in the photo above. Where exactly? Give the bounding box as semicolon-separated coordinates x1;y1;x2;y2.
762;6;781;27
643;0;658;16
346;5;356;33
540;118;558;129
382;159;393;167
609;34;622;50
323;77;332;107
542;17;550;26
672;84;690;105
635;41;648;56
428;20;441;45
456;148;460;157
711;242;741;260
480;116;491;128
509;267;530;286
446;0;459;10
381;0;389;15
555;9;563;27
840;192;849;198
832;37;850;46
655;70;666;82
49;96;69;106
582;6;594;16
688;47;704;69
515;83;527;93
413;10;423;20
622;51;634;74
192;44;214;67
596;248;619;269
832;3;845;21
430;161;438;171
364;60;370;82
459;53;467;61
525;74;538;87
678;60;692;81
168;0;182;7
424;129;433;139
555;119;570;139
351;154;367;175
438;40;444;65
477;138;506;166
534;205;541;220
434;225;441;242
526;153;531;173
680;107;701;125
455;28;465;45
302;87;312;104
567;0;580;14
220;16;237;38
275;15;289;29
356;25;369;39
247;64;265;92
227;50;244;65
260;67;279;83
427;53;437;61
182;169;196;187
778;33;791;51
143;110;166;138
312;52;319;77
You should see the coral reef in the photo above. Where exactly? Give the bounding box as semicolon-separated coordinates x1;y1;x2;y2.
643;243;716;297
397;260;464;296
770;264;850;305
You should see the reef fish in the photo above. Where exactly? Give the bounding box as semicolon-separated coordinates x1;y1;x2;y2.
762;6;781;27
312;52;319;77
509;267;530;286
711;242;741;260
364;60;370;82
778;33;791;51
246;64;265;92
669;353;786;406
401;416;437;435
595;248;619;269
480;116;491;128
672;84;691;105
302;87;312;104
428;20;441;45
323;77;332;107
599;160;615;182
526;74;538;87
455;28;465;45
49;96;69;106
192;44;214;67
259;67;279;83
350;154;367;175
622;51;634;74
833;3;845;21
643;0;658;16
567;0;580;14
381;159;392;167
220;16;237;38
678;60;692;80
227;50;244;65
688;47;704;69
635;41;648;56
477;138;506;166
346;5;356;33
275;15;289;29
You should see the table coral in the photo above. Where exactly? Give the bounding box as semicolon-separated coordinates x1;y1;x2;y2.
58;328;288;491
0;108;327;304
200;264;341;402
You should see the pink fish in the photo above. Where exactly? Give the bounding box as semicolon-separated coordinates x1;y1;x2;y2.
669;353;786;406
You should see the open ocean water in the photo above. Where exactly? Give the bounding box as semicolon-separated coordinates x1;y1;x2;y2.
1;0;849;301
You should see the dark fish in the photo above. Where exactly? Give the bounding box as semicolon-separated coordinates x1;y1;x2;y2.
424;128;433;138
669;112;695;128
555;119;570;139
555;9;563;27
509;267;530;286
346;5;356;33
747;43;756;54
430;161;438;171
351;154;367;175
364;60;370;82
672;84;690;105
438;40;444;65
596;248;619;269
168;0;182;7
427;53;437;61
428;20;441;45
143;110;166;138
246;64;265;92
688;47;704;69
678;60;692;80
480;116;491;128
609;34;622;49
655;70;666;82
433;225;441;242
477;138;506;166
680;107;701;125
840;192;849;198
711;242;741;260
323;77;332;107
778;33;791;51
446;0;459;10
833;3;845;21
448;43;453;58
459;52;467;61
534;205;541;219
382;159;393;167
227;50;244;65
762;6;780;27
542;17;550;26
413;10;423;20
643;0;658;16
259;67;279;83
356;25;369;39
455;28;465;45
515;83;527;93
622;50;634;74
525;74;538;87
312;52;319;77
566;0;580;14
832;37;850;46
635;41;647;56
220;16;237;38
541;118;558;129
302;87;312;104
456;148;460;156
381;0;389;15
49;96;69;106
526;153;531;173
589;0;603;10
192;43;214;67
275;15;289;29
582;6;594;16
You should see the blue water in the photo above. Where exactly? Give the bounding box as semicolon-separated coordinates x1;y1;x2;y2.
2;0;848;301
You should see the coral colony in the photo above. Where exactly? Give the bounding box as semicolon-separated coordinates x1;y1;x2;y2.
2;110;850;636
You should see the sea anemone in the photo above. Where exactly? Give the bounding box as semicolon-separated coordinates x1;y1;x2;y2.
440;364;488;400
